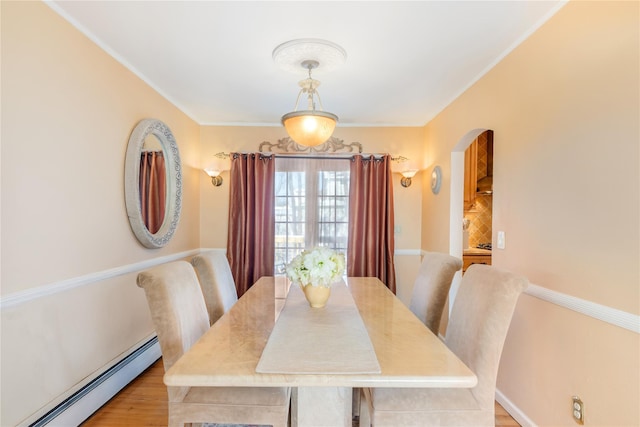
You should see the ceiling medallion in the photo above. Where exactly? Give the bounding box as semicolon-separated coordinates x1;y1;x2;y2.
273;39;346;147
273;38;347;74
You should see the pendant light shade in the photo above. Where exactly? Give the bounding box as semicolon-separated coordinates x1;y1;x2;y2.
274;40;346;148
282;110;338;147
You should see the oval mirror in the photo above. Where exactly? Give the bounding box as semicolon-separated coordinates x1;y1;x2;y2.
125;119;182;248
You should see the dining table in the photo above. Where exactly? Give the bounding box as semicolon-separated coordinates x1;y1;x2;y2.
163;276;477;427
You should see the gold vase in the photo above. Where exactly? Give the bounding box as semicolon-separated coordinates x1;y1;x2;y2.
301;284;331;308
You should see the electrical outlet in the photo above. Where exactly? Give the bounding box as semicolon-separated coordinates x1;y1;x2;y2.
497;231;505;249
572;396;584;425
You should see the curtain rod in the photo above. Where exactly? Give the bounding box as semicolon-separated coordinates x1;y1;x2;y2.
214;152;408;162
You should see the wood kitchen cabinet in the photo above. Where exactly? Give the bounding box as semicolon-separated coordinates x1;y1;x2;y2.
464;139;478;211
462;253;492;273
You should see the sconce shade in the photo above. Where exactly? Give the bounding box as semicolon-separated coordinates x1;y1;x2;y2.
282;110;338;147
401;169;418;179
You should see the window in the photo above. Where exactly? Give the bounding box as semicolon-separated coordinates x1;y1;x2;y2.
274;158;350;274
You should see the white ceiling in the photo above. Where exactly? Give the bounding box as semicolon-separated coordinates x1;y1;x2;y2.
48;1;565;127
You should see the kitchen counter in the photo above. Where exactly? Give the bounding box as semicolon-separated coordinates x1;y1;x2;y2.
463;247;492;255
462;248;491;272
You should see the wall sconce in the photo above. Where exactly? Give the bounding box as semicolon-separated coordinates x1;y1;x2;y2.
205;169;223;187
400;169;418;188
430;165;442;194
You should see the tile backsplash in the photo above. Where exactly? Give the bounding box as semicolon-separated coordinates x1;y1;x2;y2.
465;194;492;248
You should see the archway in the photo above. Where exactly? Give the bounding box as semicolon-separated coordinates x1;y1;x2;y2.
448;128;491;310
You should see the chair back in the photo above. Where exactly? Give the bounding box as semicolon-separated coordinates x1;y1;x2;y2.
191;250;238;324
409;252;462;334
445;264;528;409
137;261;210;372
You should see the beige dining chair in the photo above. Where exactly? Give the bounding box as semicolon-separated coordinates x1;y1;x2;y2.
137;261;290;427
354;252;462;420
409;252;463;334
191;250;238;325
360;264;528;426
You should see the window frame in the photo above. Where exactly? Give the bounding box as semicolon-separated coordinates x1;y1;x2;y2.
274;157;350;274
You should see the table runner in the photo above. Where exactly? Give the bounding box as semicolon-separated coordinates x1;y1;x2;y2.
256;280;381;374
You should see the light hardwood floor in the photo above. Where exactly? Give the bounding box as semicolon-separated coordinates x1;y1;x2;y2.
81;359;520;426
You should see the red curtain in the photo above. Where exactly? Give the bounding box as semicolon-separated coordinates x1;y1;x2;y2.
139;151;166;234
347;154;396;293
227;153;275;297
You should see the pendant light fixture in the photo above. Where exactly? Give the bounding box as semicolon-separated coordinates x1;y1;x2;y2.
273;39;346;147
281;60;338;147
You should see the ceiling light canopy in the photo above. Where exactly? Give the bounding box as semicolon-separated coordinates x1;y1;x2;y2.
274;39;346;147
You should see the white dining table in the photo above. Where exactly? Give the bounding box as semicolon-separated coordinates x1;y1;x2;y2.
163;276;477;427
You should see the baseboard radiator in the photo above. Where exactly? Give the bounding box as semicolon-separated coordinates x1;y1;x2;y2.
26;336;161;427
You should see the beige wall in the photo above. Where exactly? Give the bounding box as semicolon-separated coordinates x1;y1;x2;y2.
422;1;639;425
199;125;425;305
1;2;200;425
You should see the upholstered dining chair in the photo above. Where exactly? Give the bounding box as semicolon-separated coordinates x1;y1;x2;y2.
360;264;528;427
409;252;463;334
354;252;462;421
137;261;290;427
191;250;238;325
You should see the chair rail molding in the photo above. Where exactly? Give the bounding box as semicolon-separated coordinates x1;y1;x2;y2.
0;249;201;309
3;248;637;335
394;248;422;256
525;283;639;334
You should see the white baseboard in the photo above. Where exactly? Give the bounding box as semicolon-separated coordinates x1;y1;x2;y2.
22;335;161;427
496;388;536;427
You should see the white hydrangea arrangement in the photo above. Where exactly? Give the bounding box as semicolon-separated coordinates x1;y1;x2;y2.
285;246;346;288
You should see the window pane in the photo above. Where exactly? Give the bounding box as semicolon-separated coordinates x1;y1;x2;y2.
274;172;287;196
289;172;305;196
287;223;305;245
335;171;349;196
275;223;287;248
318;223;335;246
288;197;305;221
275;196;288;221
318;171;336;196
335;223;349;247
335;204;348;222
319;203;335;222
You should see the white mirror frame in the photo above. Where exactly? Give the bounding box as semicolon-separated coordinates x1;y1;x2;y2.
125;118;182;248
